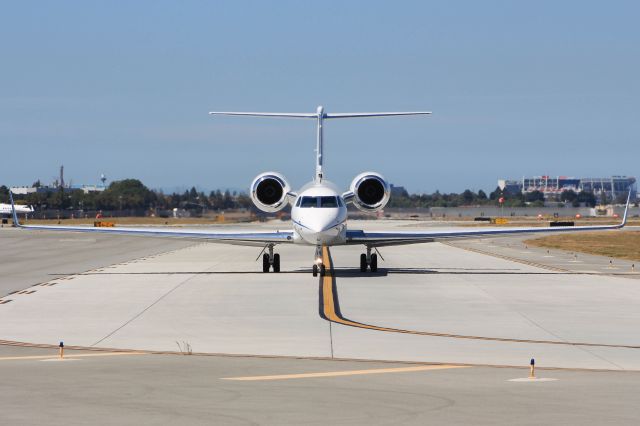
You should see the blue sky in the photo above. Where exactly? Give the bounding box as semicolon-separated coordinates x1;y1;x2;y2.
1;1;638;193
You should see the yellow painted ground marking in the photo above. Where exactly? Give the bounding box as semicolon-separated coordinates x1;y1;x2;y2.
223;364;469;381
0;352;146;361
319;246;640;349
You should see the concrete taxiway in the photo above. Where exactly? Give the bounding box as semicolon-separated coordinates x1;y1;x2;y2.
0;346;639;425
1;221;639;424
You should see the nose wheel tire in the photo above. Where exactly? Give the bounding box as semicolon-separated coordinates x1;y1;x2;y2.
312;264;327;277
262;253;270;273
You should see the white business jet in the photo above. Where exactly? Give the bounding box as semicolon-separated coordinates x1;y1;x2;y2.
10;106;630;277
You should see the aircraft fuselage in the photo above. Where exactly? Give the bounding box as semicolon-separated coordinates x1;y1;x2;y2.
291;182;348;246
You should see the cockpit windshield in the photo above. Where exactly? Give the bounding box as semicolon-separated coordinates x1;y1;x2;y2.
298;196;341;208
300;197;318;208
320;196;338;207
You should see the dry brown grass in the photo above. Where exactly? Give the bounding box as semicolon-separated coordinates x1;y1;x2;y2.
526;231;640;261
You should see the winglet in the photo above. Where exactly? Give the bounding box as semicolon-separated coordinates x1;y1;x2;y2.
620;190;632;228
8;190;21;227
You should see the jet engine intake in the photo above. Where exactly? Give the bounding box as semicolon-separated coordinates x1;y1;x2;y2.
250;172;291;212
349;172;390;212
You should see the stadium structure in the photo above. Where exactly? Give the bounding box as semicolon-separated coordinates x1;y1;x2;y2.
498;175;637;202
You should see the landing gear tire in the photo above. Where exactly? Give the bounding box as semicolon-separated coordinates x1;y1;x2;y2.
370;253;378;273
360;253;367;272
312;264;318;277
262;253;270;273
273;253;280;273
320;264;326;277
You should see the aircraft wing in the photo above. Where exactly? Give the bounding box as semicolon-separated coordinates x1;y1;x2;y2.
8;194;293;247
346;192;632;247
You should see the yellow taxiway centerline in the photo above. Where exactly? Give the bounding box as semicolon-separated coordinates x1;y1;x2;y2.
223;364;469;381
319;246;640;349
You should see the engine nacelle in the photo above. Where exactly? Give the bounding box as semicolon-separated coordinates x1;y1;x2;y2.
349;172;390;212
250;172;291;213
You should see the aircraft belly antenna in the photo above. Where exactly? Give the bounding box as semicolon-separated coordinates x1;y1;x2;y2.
208;106;432;184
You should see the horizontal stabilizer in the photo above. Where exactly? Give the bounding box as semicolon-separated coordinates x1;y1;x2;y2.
209;110;432;119
325;112;432;119
208;112;316;118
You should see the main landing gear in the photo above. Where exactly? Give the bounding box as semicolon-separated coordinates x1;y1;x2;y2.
360;246;378;273
262;244;280;273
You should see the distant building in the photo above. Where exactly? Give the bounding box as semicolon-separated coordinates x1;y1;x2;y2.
11;185;106;195
498;175;637;202
9;186;37;195
72;184;106;194
11;167;108;196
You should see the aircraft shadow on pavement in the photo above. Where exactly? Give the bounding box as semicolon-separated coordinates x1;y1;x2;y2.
56;271;311;276
68;268;563;277
329;267;561;278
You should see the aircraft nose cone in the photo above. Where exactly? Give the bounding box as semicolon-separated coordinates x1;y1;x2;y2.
306;214;339;233
309;221;333;233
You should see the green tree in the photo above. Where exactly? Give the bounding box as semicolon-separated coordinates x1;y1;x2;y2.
489;186;502;200
461;189;475;204
0;185;9;203
189;186;198;201
577;191;597;207
525;190;545;203
560;189;578;203
99;179;156;210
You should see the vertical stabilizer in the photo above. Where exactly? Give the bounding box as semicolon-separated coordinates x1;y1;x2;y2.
315;106;325;183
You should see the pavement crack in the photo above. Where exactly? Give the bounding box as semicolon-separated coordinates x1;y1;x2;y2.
90;273;201;347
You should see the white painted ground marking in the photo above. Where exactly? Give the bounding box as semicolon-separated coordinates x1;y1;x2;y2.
508;377;558;382
0;352;146;362
223;365;470;381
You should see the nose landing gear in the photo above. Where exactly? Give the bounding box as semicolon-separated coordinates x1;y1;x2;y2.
312;263;326;277
312;246;327;277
